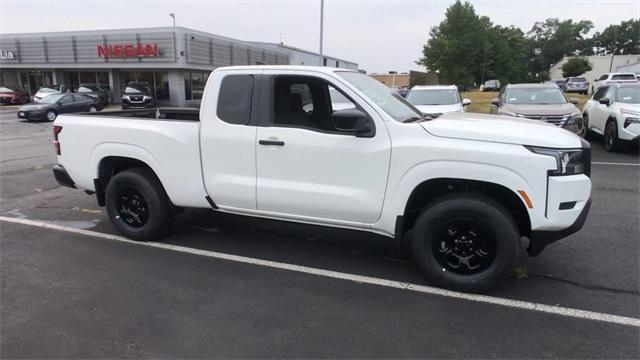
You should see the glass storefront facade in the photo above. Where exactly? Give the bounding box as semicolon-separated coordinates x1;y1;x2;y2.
119;71;170;102
185;71;210;100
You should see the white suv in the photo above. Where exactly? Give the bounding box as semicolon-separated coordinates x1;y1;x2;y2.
583;83;640;151
592;73;638;94
405;85;471;114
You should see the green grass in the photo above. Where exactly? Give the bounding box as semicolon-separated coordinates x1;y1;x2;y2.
461;91;590;114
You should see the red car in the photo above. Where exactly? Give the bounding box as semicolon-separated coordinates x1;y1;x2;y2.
0;86;30;105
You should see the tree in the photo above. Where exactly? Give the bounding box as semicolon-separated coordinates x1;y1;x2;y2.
417;1;492;87
593;19;640;55
527;18;593;81
561;57;592;77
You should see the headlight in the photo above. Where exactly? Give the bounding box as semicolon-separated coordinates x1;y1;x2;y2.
143;95;152;101
525;146;590;176
564;111;583;126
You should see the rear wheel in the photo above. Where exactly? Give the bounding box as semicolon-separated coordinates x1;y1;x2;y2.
411;193;520;293
105;167;173;241
604;120;620;152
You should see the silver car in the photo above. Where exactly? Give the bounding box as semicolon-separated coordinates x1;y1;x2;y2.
564;77;589;95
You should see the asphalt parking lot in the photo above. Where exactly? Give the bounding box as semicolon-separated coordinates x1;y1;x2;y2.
1;106;639;358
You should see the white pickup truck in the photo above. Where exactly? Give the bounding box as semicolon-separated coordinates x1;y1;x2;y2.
52;66;592;292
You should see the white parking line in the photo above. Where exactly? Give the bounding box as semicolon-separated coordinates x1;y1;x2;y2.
593;161;639;166
1;215;639;328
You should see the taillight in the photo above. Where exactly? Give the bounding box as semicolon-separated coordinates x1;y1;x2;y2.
53;125;62;155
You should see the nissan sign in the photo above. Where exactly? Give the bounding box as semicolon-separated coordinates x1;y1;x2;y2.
97;44;159;58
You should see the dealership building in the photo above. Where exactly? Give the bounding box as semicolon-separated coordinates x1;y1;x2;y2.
0;27;358;106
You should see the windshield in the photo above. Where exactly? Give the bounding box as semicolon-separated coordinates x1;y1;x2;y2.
0;87;15;92
77;85;99;92
569;77;587;82
618;86;640;103
336;71;422;122
124;85;148;94
38;93;65;103
504;87;567;105
406;89;460;105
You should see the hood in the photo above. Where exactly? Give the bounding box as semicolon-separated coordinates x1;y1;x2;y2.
34;90;59;98
619;103;640;112
0;93;15;98
19;103;49;111
500;103;578;116
415;103;463;115
421;112;583;148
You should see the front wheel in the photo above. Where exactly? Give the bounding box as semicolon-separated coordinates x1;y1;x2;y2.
411;193;520;293
604;120;620;152
105;167;173;241
45;110;57;122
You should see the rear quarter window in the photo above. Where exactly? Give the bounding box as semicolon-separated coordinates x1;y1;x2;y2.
217;74;254;125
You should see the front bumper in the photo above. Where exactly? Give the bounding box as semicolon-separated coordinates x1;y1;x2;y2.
528;199;591;256
52;165;76;189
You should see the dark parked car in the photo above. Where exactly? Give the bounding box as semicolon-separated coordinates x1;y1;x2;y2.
75;83;108;110
18;93;100;122
0;86;30;105
121;81;155;109
482;79;500;92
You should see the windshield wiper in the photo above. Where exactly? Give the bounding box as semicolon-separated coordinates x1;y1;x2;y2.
403;113;442;123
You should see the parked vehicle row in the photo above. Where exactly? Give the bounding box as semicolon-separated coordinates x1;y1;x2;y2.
592;72;638;94
0;86;30;105
52;65;592;293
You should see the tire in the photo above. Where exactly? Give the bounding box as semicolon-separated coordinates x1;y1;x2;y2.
583;113;593;140
105;167;173;241
411;192;520;293
45;110;57;122
604;119;620;152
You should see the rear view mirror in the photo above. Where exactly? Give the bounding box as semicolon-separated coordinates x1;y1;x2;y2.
569;98;578;105
332;109;373;137
490;98;500;106
462;98;472;106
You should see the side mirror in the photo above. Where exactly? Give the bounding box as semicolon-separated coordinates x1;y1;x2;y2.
490;98;500;106
598;97;611;106
462;98;472;106
569;97;578;105
332;109;373;137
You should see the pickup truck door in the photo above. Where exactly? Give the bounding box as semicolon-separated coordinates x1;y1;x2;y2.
255;70;392;224
200;71;259;210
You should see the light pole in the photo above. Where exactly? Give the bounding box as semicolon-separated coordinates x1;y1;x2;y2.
318;0;324;66
169;13;176;30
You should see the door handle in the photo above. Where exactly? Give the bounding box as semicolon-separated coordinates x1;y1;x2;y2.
259;139;285;146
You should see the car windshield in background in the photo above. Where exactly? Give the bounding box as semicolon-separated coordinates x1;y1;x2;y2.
569;77;587;82
612;74;637;80
38;93;65;103
0;87;15;92
504;87;567;105
336;71;422;122
124;86;147;94
78;86;100;92
406;89;460;105
618;86;640;103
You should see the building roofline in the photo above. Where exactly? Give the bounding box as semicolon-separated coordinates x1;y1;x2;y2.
247;41;356;65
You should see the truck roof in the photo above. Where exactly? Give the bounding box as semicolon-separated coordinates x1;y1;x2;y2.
214;65;358;74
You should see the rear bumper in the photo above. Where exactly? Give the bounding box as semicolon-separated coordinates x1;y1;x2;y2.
528;199;591;256
52;165;76;189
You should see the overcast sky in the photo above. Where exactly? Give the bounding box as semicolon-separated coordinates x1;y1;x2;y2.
0;0;637;73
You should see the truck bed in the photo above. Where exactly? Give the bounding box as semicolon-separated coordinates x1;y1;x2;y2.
55;107;209;208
